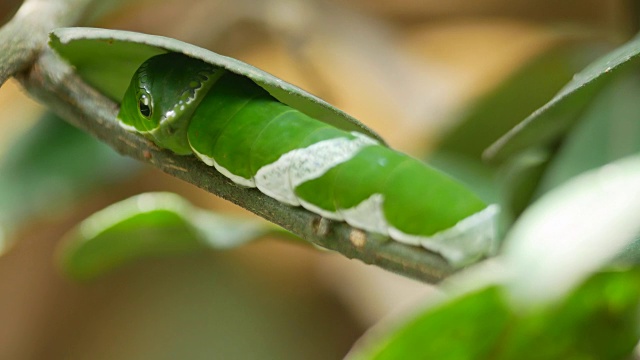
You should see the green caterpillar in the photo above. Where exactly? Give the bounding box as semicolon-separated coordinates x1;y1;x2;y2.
117;52;498;266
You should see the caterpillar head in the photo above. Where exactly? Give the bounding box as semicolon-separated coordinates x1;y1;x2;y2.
117;52;223;154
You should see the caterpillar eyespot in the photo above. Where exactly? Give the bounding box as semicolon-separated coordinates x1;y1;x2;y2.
117;52;499;266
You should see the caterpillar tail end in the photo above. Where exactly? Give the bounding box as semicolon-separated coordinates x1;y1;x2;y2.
390;204;501;268
431;204;501;268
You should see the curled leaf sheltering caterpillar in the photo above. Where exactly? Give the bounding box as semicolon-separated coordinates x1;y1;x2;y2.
117;53;498;266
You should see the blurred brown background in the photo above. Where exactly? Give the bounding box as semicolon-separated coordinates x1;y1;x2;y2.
0;0;635;359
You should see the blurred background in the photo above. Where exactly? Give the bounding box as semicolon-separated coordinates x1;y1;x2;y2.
0;0;637;359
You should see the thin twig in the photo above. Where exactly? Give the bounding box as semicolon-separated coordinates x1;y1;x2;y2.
0;0;94;85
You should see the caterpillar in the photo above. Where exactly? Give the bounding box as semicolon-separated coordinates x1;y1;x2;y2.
117;52;498;266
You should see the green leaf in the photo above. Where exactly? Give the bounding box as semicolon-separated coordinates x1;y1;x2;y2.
436;43;601;161
503;155;640;306
347;268;640;360
0;113;137;253
496;148;552;225
48;27;385;144
486;34;640;162
536;67;640;193
429;43;602;220
58;192;290;280
499;269;640;360
347;286;512;360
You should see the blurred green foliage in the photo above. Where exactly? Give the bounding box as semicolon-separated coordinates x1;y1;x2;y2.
2;1;640;359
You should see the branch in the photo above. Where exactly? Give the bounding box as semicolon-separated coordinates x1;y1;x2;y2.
0;0;95;85
17;49;456;283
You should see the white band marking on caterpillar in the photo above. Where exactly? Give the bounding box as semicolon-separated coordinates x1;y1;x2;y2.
389;204;499;265
254;132;378;206
191;149;257;188
339;193;389;235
